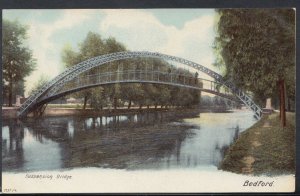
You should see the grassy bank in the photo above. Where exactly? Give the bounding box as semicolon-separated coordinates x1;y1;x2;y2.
220;112;295;175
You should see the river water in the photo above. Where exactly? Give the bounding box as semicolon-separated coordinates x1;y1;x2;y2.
2;109;257;172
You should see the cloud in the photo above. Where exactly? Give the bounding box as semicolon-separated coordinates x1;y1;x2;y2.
24;10;94;96
19;9;218;96
100;10;173;52
99;9;219;80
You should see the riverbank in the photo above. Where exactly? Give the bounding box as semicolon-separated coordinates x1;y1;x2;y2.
2;106;230;119
220;112;295;175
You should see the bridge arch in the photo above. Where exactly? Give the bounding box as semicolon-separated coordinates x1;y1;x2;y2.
18;51;262;118
34;77;241;108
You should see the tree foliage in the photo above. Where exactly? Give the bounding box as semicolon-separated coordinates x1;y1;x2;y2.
214;9;295;107
2;19;36;106
28;75;50;95
61;31;201;110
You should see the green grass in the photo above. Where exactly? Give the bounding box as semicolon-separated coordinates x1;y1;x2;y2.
220;112;295;175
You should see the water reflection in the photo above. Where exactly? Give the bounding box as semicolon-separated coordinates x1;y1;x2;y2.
2;120;25;171
2;110;256;172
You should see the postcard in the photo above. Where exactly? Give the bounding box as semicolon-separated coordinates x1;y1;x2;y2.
2;8;296;193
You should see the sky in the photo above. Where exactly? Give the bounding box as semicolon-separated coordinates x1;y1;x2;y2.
3;9;220;96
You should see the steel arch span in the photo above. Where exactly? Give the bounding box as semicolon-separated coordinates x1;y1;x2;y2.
18;51;262;118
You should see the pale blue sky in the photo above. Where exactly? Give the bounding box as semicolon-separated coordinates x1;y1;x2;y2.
146;9;215;28
3;9;218;96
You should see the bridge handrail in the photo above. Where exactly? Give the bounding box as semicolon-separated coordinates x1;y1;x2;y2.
84;70;232;88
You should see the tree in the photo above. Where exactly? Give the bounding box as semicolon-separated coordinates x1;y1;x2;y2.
61;44;81;67
214;9;295;126
103;37;126;109
121;83;143;109
3;19;36;106
62;32;108;109
90;87;106;110
61;32;202;111
28;75;50;95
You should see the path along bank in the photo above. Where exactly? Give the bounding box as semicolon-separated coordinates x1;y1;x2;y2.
220;112;295;175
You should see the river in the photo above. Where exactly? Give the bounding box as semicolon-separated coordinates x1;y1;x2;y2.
2;110;296;193
2;109;257;172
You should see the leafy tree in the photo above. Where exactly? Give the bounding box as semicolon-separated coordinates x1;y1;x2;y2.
173;88;192;107
79;32;108;109
201;96;211;107
28;75;50;95
121;83;140;109
62;32;109;109
214;9;295;126
90;87;106;110
142;84;160;108
61;44;81;67
62;31;202;111
103;37;126;109
2;19;36;106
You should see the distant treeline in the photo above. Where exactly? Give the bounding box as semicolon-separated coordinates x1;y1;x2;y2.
200;95;240;110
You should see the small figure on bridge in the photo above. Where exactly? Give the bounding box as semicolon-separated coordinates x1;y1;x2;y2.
194;72;199;85
167;68;172;82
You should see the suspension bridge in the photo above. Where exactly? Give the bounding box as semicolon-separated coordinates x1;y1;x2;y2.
18;51;262;118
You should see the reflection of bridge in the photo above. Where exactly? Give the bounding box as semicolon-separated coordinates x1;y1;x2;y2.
18;51;262;118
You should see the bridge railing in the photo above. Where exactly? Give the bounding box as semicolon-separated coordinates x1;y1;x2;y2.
55;70;235;98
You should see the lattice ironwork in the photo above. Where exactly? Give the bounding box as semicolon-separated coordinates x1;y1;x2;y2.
18;51;262;118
